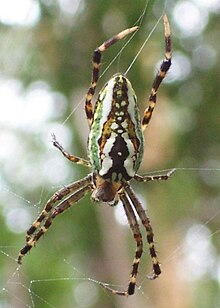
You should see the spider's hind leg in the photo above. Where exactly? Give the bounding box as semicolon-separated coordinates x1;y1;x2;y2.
142;14;171;131
85;26;139;128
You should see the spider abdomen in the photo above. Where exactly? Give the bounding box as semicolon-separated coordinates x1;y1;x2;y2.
88;74;144;182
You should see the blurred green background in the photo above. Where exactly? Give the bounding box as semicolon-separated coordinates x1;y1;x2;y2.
0;0;220;307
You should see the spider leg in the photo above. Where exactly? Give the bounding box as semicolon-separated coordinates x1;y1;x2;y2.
18;174;93;264
99;187;143;296
134;168;175;182
85;26;139;128
52;133;91;167
142;14;171;131
25;174;93;241
121;189;143;295
124;183;161;280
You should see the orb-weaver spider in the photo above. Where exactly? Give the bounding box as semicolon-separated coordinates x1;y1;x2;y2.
18;14;174;296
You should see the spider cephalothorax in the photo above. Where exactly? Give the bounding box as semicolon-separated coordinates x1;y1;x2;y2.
18;15;174;296
91;173;121;204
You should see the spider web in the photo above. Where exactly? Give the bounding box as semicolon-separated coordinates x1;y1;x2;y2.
1;166;220;307
1;1;220;307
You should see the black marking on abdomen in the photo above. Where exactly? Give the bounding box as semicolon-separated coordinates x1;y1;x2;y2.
104;134;131;181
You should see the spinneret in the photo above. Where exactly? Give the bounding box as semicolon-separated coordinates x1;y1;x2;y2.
18;15;174;296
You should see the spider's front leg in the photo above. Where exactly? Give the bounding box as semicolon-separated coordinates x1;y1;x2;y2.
120;189;144;295
124;183;161;280
99;188;143;296
17;174;93;264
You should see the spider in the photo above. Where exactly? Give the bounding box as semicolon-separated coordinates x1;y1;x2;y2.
18;14;174;296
